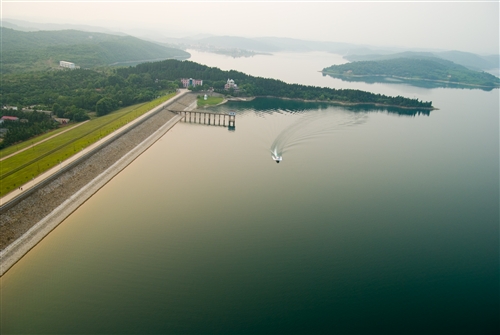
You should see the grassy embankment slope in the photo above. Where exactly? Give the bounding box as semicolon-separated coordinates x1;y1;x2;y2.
197;96;224;107
322;57;500;88
1;27;190;74
0;125;77;159
0;93;176;197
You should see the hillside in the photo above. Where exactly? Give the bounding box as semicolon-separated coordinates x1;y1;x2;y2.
344;51;499;72
322;57;500;88
1;18;125;35
1;28;190;73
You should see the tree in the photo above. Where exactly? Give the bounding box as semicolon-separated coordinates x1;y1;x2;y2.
52;103;64;118
95;97;116;116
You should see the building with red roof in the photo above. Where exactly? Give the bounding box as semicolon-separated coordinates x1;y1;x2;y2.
1;116;19;121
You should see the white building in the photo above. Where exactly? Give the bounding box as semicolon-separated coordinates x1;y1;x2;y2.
181;78;203;88
2;105;18;111
59;61;76;69
224;79;238;90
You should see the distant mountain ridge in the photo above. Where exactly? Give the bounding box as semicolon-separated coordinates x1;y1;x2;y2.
1;18;126;35
167;35;383;56
161;35;499;72
3;19;498;74
1;27;190;73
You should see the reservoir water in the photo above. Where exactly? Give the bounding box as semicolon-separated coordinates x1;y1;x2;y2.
1;51;498;334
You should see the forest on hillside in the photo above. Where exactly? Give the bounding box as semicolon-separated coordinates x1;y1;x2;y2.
0;68;181;148
1;68;180;116
1;28;190;73
117;60;433;108
0;110;59;149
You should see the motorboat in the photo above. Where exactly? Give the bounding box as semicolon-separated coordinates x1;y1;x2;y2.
271;150;282;163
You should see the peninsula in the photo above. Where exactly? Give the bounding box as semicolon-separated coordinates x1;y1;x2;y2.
118;60;434;109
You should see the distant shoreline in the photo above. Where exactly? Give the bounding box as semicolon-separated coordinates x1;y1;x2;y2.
322;71;500;89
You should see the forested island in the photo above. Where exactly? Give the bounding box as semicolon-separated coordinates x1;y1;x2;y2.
322;57;500;88
343;51;499;72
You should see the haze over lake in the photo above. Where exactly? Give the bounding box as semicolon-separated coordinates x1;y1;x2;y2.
1;51;498;334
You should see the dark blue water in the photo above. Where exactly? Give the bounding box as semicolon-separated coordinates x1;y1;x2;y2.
1;51;498;334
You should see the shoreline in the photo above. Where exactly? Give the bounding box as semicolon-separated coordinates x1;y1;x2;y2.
198;95;256;109
321;71;499;89
217;95;436;110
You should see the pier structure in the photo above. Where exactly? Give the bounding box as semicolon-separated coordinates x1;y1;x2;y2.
178;111;236;130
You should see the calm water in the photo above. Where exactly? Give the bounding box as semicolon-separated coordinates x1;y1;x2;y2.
1;51;498;334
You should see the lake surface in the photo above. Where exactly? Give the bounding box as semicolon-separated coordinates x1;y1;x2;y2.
1;51;498;334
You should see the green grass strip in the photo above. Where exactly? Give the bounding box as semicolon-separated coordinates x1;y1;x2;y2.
0;126;73;159
197;96;224;107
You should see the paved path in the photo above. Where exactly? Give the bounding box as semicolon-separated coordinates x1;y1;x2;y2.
184;99;198;111
0;121;89;162
0;89;189;206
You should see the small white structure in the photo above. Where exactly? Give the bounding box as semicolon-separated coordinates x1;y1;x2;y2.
2;105;18;111
59;61;76;69
204;94;208;100
224;79;238;90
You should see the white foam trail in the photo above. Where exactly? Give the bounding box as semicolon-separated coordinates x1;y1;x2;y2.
270;110;367;160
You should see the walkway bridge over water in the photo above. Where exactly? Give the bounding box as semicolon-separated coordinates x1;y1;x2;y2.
171;110;236;131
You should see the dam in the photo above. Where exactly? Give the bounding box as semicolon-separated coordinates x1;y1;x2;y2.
0;91;198;276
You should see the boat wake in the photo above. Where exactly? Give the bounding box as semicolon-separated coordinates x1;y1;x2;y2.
270;109;367;163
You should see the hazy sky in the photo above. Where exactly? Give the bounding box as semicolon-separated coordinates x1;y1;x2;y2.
2;0;499;54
